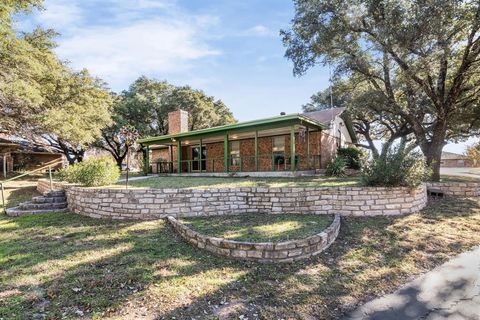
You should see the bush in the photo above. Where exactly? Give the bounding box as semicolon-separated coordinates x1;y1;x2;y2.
361;147;429;188
326;156;347;177
58;157;120;187
337;146;365;170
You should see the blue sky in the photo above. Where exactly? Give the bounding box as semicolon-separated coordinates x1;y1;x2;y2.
18;0;474;153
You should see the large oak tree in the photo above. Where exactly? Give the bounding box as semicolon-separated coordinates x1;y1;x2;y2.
282;0;480;180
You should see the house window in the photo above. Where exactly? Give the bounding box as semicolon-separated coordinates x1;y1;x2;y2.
272;136;285;153
230;140;240;166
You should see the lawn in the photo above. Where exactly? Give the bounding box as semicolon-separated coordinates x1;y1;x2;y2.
1;198;480;319
121;175;361;189
180;214;334;242
0;178;40;212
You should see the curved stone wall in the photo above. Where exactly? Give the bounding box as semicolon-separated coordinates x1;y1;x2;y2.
426;182;480;197
167;214;341;263
64;184;427;220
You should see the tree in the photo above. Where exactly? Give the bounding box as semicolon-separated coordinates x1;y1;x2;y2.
96;76;236;168
0;1;64;134
466;143;480;166
39;68;113;164
302;82;348;112
282;0;480;180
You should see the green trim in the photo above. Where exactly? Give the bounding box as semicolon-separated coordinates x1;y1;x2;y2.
223;133;229;173
143;146;150;175
177;140;181;175
290;126;295;172
139;113;326;145
306;128;310;163
199;138;203;172
254;130;258;171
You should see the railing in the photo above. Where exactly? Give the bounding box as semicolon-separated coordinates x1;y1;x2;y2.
153;154;321;174
0;158;64;213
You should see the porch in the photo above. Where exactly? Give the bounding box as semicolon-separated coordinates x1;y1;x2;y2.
139;114;327;175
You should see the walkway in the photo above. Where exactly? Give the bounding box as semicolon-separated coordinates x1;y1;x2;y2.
344;246;480;320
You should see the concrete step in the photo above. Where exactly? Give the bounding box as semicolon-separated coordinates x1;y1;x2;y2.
31;196;67;204
18;202;68;210
5;207;69;217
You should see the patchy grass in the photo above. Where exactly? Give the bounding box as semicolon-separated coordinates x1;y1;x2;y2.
120;176;361;189
181;214;334;242
1;198;480;319
0;178;40;211
440;175;480;182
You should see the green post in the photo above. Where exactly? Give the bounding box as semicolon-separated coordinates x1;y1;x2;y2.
254;130;258;171
144;146;150;175
306;128;310;169
224;133;229;173
199;138;203;172
290;126;296;172
177;140;181;174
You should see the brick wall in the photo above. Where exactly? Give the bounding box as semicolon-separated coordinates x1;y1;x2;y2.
168;214;341;263
168;110;189;134
65;184;427;220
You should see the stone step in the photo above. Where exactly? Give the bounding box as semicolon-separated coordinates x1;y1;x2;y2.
45;191;66;197
18;202;68;210
32;196;67;204
5;207;69;217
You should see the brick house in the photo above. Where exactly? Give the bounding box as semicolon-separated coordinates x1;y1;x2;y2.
0;134;64;178
139;108;357;175
440;151;476;167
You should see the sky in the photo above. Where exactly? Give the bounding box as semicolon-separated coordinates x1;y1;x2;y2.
17;0;475;154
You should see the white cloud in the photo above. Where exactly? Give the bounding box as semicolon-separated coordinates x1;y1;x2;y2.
242;25;275;37
56;17;220;90
37;0;83;28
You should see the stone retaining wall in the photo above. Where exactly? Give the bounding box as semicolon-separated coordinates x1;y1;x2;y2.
37;179;69;195
167;214;341;263
426;182;480;197
65;184;427;220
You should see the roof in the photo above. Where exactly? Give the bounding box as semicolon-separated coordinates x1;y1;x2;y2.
302;107;345;123
139;113;327;146
441;151;468;160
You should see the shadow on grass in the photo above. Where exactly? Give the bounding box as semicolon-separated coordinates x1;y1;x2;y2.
1;197;480;319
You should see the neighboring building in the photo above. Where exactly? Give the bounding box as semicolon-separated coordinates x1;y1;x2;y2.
440;151;475;168
139;108;357;175
0;134;65;178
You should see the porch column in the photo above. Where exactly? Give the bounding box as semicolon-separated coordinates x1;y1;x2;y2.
177;140;182;174
224;133;229;173
143;146;150;175
169;145;173;173
306;128;310;169
199;138;203;172
2;154;6;178
254;130;259;171
290;126;295;172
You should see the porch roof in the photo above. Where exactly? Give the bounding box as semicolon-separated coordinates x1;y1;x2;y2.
139;113;326;146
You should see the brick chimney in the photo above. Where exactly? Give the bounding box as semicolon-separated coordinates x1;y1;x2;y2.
168;109;189;134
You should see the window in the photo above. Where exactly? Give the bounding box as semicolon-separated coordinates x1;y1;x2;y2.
230;140;240;166
272;136;285;153
457;159;465;166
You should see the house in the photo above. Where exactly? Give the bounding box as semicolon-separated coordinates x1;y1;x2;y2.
138;107;357;175
0;134;64;178
440;151;475;167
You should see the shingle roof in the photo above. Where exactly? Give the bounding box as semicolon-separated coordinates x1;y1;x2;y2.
302;107;345;124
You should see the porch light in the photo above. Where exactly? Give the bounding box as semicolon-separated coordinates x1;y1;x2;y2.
231;135;238;139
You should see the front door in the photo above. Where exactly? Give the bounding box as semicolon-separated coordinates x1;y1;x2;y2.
192;146;206;171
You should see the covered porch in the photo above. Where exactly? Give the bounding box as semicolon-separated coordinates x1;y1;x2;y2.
139;114;326;175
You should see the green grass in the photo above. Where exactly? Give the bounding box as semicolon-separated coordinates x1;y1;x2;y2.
181;214;334;242
1;198;480;319
121;176;361;189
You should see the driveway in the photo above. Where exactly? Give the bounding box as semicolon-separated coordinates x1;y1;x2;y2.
344;246;480;320
441;167;480;180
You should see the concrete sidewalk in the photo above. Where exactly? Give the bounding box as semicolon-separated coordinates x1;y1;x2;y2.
344;246;480;320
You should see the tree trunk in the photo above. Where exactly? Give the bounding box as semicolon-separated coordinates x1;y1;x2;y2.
422;138;445;182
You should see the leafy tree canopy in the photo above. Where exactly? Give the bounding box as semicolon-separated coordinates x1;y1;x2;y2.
283;0;480;180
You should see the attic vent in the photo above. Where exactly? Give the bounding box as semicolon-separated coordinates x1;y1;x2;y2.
280;112;286;116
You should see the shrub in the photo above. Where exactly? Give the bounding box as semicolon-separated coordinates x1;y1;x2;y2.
326;156;347;177
337;146;365;170
361;147;429;188
58;157;120;187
